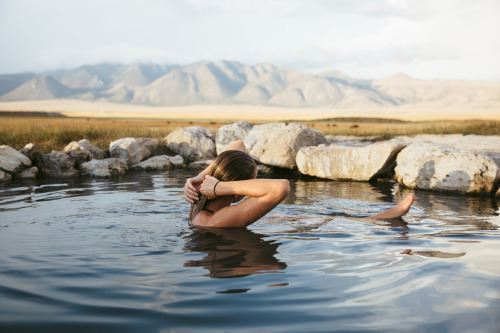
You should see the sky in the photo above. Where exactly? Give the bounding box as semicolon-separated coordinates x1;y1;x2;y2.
0;0;499;81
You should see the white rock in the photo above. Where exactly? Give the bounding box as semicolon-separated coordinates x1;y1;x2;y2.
216;121;254;154
130;155;180;171
243;123;286;151
296;139;406;181
395;142;498;194
63;141;92;164
136;137;159;153
80;158;128;177
164;126;216;163
396;134;500;178
109;138;151;165
0;145;32;174
247;123;327;169
395;134;500;153
15;166;38;179
168;154;184;167
63;139;105;163
186;159;214;170
326;135;378;147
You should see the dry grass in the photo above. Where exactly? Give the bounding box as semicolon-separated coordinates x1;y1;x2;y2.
0;116;228;152
301;118;500;138
0;115;498;153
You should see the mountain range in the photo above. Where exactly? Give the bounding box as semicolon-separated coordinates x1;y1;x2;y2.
1;60;499;109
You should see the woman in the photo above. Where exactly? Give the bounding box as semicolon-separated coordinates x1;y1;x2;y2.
183;140;414;227
184;140;290;227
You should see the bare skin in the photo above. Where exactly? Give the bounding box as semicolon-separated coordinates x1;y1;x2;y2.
193;176;290;227
367;193;415;219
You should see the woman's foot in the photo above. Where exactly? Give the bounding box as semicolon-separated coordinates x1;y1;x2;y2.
367;193;415;219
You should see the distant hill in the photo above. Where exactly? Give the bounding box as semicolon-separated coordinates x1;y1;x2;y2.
1;60;499;109
0;76;72;101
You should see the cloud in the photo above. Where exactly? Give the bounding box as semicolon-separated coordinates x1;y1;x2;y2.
0;0;498;80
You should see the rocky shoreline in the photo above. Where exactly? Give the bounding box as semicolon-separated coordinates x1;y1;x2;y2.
1;122;499;197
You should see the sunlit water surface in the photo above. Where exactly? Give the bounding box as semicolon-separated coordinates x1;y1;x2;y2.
1;169;499;332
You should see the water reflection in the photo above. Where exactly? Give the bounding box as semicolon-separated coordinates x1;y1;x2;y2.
288;179;400;206
183;227;287;278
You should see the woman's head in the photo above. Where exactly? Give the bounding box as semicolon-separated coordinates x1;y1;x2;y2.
189;150;257;220
209;150;257;182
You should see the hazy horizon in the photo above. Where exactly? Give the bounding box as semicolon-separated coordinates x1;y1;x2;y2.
1;0;499;81
2;59;500;83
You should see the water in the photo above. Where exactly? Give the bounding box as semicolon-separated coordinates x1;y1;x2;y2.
1;169;499;332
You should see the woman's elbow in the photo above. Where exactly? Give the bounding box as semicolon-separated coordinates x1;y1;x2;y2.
230;140;246;152
276;179;290;201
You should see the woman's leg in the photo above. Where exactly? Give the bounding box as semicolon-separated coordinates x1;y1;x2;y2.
367;194;415;219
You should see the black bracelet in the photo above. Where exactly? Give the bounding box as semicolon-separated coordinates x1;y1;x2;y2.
213;181;221;198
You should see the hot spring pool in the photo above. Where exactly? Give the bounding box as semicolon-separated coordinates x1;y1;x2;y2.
1;169;499;332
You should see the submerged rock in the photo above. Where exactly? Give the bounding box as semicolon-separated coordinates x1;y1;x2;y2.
0;145;32;174
216;121;254;154
80;158;128;177
296;139;406;181
130;155;183;171
186;159;214;170
15;166;39;179
0;170;11;182
247;123;327;169
395;142;498;194
109;138;152;165
164;126;216;163
63;139;105;165
34;151;79;178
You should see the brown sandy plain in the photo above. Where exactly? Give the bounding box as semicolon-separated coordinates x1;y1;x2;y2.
0;99;499;121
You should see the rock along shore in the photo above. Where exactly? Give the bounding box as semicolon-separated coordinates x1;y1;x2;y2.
1;122;499;196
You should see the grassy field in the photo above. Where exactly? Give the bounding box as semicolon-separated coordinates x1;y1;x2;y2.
1;114;499;153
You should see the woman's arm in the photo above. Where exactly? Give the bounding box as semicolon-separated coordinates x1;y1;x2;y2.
183;140;247;203
193;176;290;227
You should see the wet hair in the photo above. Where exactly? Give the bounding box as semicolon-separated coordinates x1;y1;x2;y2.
189;150;257;220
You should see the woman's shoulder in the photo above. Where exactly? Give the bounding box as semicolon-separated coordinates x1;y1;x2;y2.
191;210;213;227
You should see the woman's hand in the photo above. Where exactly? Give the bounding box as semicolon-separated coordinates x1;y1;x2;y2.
200;175;221;200
183;175;205;203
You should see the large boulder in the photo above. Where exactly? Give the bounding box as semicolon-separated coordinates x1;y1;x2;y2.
296;139;406;181
246;123;327;169
109;138;152;165
130;155;183;171
0;145;32;174
396;134;500;179
243;123;286;152
136;138;159;154
80;158;128;177
63;139;105;165
164;126;216;163
395;142;498;194
216;121;254;154
34;151;79;178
